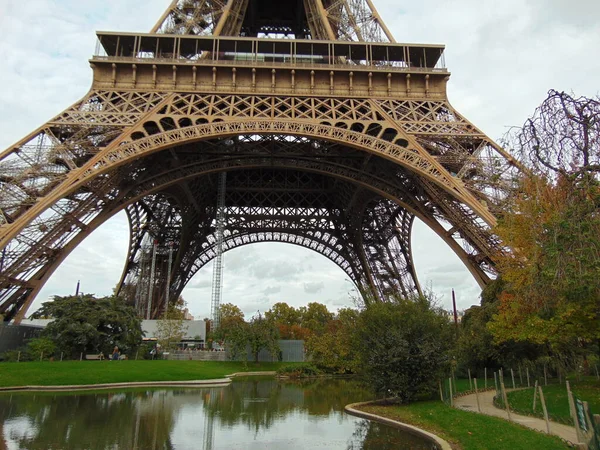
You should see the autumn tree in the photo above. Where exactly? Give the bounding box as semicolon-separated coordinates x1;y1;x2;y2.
491;90;600;355
264;302;332;340
299;302;334;335
212;303;245;343
265;302;302;339
265;302;301;326
306;307;359;373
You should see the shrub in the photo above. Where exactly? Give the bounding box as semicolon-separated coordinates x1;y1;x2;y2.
26;338;56;361
354;295;454;403
1;348;29;362
277;364;320;378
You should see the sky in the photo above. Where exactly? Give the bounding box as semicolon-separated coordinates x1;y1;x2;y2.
0;0;598;320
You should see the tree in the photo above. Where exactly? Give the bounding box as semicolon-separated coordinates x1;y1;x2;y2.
354;295;454;403
155;299;189;351
265;302;301;326
491;91;600;354
306;307;359;373
299;302;334;335
31;295;143;359
213;303;245;342
224;312;280;362
247;312;280;363
509;90;600;179
491;175;600;345
265;302;303;339
454;279;546;374
112;282;137;308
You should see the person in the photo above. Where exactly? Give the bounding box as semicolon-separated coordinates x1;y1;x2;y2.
112;346;120;361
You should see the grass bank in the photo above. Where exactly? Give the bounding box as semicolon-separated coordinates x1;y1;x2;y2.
0;361;299;388
357;401;569;450
505;377;600;424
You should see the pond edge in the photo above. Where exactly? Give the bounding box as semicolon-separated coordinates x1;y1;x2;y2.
0;378;232;392
345;401;453;450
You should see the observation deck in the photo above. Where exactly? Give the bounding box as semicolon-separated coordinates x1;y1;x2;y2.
91;32;450;98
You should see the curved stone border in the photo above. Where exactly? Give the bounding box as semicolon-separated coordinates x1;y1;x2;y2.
0;371;283;393
345;401;452;450
0;378;232;392
225;371;277;377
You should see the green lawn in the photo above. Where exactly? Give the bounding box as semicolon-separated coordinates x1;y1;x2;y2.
442;376;496;396
505;377;600;425
0;360;299;387
358;401;569;450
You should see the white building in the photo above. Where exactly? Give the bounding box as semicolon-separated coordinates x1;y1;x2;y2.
21;318;206;342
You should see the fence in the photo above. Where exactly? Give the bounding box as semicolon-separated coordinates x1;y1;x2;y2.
439;365;600;449
166;340;305;362
233;340;305;363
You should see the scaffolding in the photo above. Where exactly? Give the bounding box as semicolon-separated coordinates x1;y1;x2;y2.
210;172;227;330
134;237;165;319
146;240;158;319
165;241;174;316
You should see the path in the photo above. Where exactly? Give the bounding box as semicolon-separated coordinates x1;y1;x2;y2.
454;389;578;445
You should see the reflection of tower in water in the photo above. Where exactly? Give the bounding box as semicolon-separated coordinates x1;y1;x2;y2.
130;390;179;450
202;391;217;450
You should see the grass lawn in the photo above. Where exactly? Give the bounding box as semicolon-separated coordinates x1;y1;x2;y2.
442;376;496;396
358;401;570;450
0;360;300;387
505;377;600;425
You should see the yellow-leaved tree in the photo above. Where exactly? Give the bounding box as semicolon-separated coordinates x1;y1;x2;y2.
489;90;600;356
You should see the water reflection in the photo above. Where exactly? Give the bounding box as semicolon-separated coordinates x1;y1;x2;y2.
0;379;433;449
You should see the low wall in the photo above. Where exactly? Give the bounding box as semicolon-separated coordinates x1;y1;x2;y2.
236;340;305;362
166;340;305;362
167;351;227;361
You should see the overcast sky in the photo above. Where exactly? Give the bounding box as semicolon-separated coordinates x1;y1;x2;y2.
0;0;598;319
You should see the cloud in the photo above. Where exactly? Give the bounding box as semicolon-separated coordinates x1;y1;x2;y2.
250;261;302;281
262;286;281;296
303;282;325;294
188;278;212;289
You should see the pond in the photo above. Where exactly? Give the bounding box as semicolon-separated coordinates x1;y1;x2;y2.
0;378;435;449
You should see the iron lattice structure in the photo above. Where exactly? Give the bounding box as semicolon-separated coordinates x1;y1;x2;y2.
0;0;521;322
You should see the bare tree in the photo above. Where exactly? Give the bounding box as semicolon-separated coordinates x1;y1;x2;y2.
508;90;600;180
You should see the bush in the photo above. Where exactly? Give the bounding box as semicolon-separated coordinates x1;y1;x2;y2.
134;343;154;360
1;348;29;362
354;295;454;403
277;364;320;378
26;337;56;361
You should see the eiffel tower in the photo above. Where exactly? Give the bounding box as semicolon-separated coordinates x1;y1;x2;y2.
0;0;520;323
